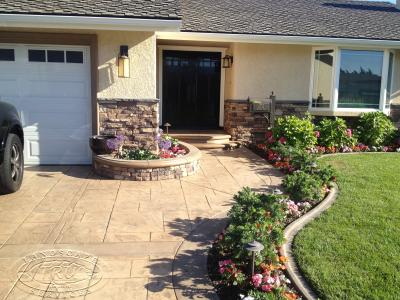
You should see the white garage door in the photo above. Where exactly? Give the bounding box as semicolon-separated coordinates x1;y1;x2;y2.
0;44;92;165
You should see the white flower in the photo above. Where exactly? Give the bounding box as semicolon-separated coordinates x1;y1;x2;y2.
240;295;255;300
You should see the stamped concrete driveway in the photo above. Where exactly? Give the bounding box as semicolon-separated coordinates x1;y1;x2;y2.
0;148;281;300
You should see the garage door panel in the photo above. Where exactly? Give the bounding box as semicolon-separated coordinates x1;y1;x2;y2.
18;96;90;108
24;113;89;127
0;44;91;165
24;127;91;140
24;80;88;98
25;135;91;164
0;78;18;97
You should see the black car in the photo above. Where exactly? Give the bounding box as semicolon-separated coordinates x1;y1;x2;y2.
0;101;24;194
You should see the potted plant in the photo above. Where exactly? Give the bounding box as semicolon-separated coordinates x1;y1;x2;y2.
89;135;116;155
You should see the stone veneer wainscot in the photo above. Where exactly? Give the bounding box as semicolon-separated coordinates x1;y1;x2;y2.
98;98;159;150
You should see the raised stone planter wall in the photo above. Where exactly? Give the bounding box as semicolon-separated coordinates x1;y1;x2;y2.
98;98;159;150
224;99;309;141
93;142;201;181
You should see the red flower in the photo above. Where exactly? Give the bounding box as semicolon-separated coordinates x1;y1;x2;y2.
278;137;287;144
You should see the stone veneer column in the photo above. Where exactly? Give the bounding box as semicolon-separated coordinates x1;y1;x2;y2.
224;99;309;141
98;99;159;150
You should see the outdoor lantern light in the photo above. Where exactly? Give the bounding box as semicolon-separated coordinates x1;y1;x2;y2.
222;55;233;68
245;240;264;276
118;45;130;78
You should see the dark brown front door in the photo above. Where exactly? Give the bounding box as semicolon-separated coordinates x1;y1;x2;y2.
162;50;221;129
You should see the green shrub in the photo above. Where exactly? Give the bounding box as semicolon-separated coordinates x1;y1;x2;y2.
271;143;317;171
273;114;317;149
317;117;356;148
315;164;336;185
120;148;158;160
219;188;286;265
283;171;324;203
356;112;397;146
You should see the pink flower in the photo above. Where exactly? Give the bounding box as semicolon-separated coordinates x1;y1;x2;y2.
219;259;232;267
219;267;225;274
263;275;275;284
252;274;263;288
273;275;281;287
278;137;287;144
267;136;276;144
314;131;320;138
261;284;273;292
346;128;352;137
265;130;273;139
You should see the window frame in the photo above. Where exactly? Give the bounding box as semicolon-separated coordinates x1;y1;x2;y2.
309;47;395;114
384;50;396;113
308;47;337;110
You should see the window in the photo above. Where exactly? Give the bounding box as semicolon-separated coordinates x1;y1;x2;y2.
338;50;383;109
386;52;394;109
47;50;64;63
66;51;83;63
0;49;15;61
28;49;46;62
311;50;334;108
310;48;395;112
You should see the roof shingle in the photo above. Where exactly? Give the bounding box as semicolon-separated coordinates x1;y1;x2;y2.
1;0;400;41
181;0;400;41
0;0;181;20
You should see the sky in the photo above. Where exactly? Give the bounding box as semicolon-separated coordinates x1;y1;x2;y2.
370;0;396;3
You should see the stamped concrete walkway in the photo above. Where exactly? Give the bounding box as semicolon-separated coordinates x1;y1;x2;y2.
0;148;281;300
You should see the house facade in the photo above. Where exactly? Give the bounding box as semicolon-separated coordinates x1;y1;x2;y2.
0;0;400;165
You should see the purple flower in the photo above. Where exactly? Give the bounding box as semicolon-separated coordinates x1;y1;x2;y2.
159;139;172;150
106;135;125;151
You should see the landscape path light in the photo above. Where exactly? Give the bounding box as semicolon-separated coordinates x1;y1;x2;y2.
245;240;264;276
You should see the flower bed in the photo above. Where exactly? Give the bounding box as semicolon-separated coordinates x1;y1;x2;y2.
208;147;335;299
208;112;399;299
93;141;201;181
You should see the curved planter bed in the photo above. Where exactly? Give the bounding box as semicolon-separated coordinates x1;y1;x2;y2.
93;142;202;181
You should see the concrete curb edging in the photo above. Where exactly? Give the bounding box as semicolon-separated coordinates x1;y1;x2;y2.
281;184;339;300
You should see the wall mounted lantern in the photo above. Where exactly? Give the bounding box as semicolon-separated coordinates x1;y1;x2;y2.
222;55;233;68
118;45;130;78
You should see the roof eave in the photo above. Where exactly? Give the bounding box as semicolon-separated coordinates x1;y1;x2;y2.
0;14;182;32
157;31;400;48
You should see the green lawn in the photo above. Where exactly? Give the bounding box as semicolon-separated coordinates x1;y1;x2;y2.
293;153;400;300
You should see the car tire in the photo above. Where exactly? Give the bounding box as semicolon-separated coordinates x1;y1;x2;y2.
0;133;24;194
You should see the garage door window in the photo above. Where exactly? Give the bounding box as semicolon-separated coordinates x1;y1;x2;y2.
28;49;84;64
28;50;46;62
66;51;83;63
0;49;15;61
47;50;65;63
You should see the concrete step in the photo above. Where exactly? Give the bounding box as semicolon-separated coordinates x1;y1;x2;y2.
169;131;232;150
190;143;227;149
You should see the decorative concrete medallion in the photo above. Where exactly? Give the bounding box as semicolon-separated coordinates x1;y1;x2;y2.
16;249;102;298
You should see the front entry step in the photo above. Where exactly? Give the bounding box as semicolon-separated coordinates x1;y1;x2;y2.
170;131;232;150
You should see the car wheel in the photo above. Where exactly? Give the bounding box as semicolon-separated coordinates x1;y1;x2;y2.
0;133;24;194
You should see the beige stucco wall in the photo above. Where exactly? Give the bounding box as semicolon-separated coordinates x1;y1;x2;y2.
226;43;312;101
97;31;156;99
